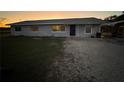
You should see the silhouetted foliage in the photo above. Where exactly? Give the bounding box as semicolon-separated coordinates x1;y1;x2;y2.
0;27;10;33
113;14;124;21
104;15;117;22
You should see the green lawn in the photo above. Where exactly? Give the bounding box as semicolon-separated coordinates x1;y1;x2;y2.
1;36;64;81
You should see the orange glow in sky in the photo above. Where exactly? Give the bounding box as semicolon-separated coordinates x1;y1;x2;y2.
0;11;122;27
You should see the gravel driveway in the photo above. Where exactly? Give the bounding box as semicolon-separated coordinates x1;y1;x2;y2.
47;38;124;82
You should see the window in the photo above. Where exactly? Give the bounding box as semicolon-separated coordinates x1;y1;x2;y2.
30;26;39;31
52;25;65;31
15;27;21;31
86;26;91;33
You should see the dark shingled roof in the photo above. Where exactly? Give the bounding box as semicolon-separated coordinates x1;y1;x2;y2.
8;17;106;26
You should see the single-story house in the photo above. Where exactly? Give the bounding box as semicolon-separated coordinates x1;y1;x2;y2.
8;18;106;37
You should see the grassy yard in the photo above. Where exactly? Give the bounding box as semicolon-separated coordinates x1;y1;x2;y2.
0;36;64;81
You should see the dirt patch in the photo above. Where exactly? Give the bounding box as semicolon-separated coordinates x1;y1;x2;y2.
47;38;124;82
47;38;97;81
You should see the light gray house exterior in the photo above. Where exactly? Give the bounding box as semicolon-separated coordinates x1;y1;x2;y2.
9;18;106;37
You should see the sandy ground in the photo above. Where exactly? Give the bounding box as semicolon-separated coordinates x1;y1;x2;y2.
47;38;124;82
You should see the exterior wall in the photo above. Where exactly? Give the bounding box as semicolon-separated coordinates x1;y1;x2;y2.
76;24;100;37
11;25;70;37
11;24;100;37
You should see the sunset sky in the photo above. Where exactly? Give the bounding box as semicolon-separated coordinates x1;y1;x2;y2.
0;11;122;27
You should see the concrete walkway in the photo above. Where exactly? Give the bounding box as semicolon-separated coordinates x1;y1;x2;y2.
47;38;124;82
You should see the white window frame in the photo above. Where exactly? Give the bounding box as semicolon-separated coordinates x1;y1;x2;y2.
30;26;39;31
14;26;22;31
84;25;92;34
51;25;66;33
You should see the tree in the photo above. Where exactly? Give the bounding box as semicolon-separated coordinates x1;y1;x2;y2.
104;15;117;21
